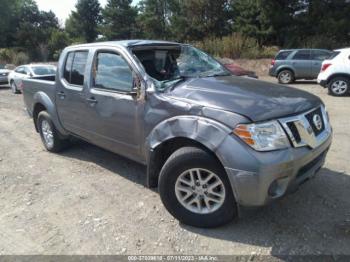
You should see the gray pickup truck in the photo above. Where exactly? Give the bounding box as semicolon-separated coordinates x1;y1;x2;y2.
23;40;332;228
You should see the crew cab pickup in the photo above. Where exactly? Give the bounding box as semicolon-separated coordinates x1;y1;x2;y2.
23;40;332;228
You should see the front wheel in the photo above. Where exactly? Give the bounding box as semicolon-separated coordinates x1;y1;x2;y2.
11;81;19;94
37;111;69;152
158;147;237;228
328;77;349;96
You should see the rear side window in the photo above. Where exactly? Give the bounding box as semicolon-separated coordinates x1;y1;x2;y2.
311;50;331;61
292;50;311;60
275;51;292;60
328;51;340;60
63;51;88;86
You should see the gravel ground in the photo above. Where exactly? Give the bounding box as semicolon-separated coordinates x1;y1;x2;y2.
0;77;349;256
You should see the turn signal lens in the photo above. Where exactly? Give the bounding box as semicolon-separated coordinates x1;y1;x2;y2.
233;125;255;145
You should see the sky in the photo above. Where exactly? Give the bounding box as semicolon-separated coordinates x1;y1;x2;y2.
35;0;140;25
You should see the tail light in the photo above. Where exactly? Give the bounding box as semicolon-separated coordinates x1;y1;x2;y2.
321;63;332;72
271;59;276;66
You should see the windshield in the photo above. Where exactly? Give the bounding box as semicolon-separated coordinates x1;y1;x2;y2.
0;65;5;70
32;66;56;76
133;45;229;90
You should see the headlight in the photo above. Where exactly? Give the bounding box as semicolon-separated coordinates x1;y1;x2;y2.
233;121;290;151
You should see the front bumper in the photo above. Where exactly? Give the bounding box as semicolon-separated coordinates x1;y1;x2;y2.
0;76;8;84
220;131;332;207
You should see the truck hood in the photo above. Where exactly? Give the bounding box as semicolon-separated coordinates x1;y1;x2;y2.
0;69;10;74
166;76;322;122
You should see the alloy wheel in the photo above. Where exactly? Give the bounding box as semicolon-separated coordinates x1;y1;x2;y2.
175;168;226;214
279;71;292;84
41;120;54;148
331;80;348;95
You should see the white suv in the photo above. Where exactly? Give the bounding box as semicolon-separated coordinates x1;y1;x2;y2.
318;48;350;96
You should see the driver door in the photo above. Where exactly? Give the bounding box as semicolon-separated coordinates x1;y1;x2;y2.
82;49;144;162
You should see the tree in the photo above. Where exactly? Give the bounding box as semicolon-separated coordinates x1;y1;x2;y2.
137;0;172;39
102;0;138;40
230;0;275;46
48;30;71;60
66;0;102;43
177;0;232;41
0;0;21;48
15;0;60;61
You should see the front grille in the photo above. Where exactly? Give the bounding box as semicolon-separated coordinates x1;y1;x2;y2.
305;107;325;136
287;122;301;143
279;106;331;149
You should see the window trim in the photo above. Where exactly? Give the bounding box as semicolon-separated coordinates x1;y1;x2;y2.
91;49;136;95
61;50;89;90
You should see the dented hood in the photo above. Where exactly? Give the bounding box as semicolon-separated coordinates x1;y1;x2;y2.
165;76;322;122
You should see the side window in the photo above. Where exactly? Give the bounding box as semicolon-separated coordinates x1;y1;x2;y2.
311;50;331;61
292;50;311;60
275;51;292;60
93;52;133;92
15;67;25;74
71;52;88;86
24;67;31;75
64;52;74;82
63;51;88;86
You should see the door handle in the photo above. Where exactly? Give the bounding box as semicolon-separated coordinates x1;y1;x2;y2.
86;97;98;105
57;91;66;99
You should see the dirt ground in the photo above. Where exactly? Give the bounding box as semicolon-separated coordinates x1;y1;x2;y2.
0;77;349;257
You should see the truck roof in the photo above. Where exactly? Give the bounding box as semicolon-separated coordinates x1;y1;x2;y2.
67;40;181;50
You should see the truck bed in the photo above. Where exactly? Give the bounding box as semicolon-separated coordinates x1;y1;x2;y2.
22;75;56;117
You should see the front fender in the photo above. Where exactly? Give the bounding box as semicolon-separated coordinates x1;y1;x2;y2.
33;92;69;136
146;115;233;163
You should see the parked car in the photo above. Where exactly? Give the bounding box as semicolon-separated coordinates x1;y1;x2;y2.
0;64;11;85
269;49;332;84
22;41;332;228
224;63;258;78
317;48;350;96
8;64;56;94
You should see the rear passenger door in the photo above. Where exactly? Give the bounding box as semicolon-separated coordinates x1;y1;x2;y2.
291;50;312;78
311;50;331;77
56;50;90;137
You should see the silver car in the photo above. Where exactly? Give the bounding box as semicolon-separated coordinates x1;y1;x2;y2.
0;64;11;85
269;49;332;84
8;64;56;94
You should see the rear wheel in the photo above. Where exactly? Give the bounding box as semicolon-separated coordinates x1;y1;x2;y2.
278;70;294;84
328;77;349;96
37;111;69;152
158;147;237;228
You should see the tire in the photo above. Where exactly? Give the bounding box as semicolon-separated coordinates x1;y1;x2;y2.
10;81;19;94
278;70;294;84
37;111;69;152
158;147;237;228
328;77;349;96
